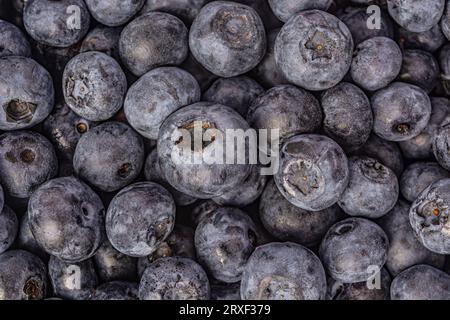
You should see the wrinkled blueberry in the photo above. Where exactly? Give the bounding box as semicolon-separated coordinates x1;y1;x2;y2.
275;10;353;91
275;134;349;211
260;180;342;247
378;200;445;276
119;12;188;76
0;131;58;198
28;176;105;262
24;0;90;47
351;37;402;91
124;67;200;140
73;122;144;192
0;56;54;131
139;257;210;300
241;242;327;300
320;217;389;283
106;182;176;257
189;1;266;78
371;82;431;142
48;255;98;300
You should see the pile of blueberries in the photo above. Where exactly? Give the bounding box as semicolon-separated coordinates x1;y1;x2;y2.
2;0;450;301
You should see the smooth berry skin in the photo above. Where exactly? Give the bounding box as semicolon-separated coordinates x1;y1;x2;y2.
85;0;145;27
106;182;176;258
390;265;450;300
240;242;327;300
73;122;144;192
274;134;349;211
0;19;31;58
275;10;353;91
320;217;389;283
28;176;105;263
189;1;266;78
371;82;431;142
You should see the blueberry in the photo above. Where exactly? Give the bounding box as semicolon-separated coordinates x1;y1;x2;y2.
85;0;145;27
387;0;445;33
28;176;105;262
439;44;450;95
157;102;252;199
397;24;445;52
211;282;241;301
0;184;3;212
106;182;176;257
80;27;122;61
140;0;207;25
119;12;188;76
144;148;197;206
240;242;327;300
327;268;391;300
195;207;259;283
0;131;58;198
275;134;349;211
124;67;201;140
268;0;332;22
409;178;450;254
233;0;282;31
260;180;343;247
43;102;96;162
371;82;431;142
354;134;404;177
398;50;439;94
0;250;47;300
212;164;268;208
339;6;394;45
137;224;196;277
0;56;54;131
442;0;450;41
275;10;353;91
24;0;90;47
179;53;218;91
0;19;31;57
63;51;127;122
190;200;221;226
17;214;48;261
247;85;323;145
400;162;450;202
351;37;402;91
93;240;137;282
433;115;450;170
321;82;373;151
400;97;450;160
48;255;98;300
189;1;266;77
377;200;446;276
251;28;288;88
139;257;210;300
390;265;450;300
203;76;264;117
73;122;144;192
0;206;18;254
319;217;389;283
90;281;138;300
338;156;398;219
